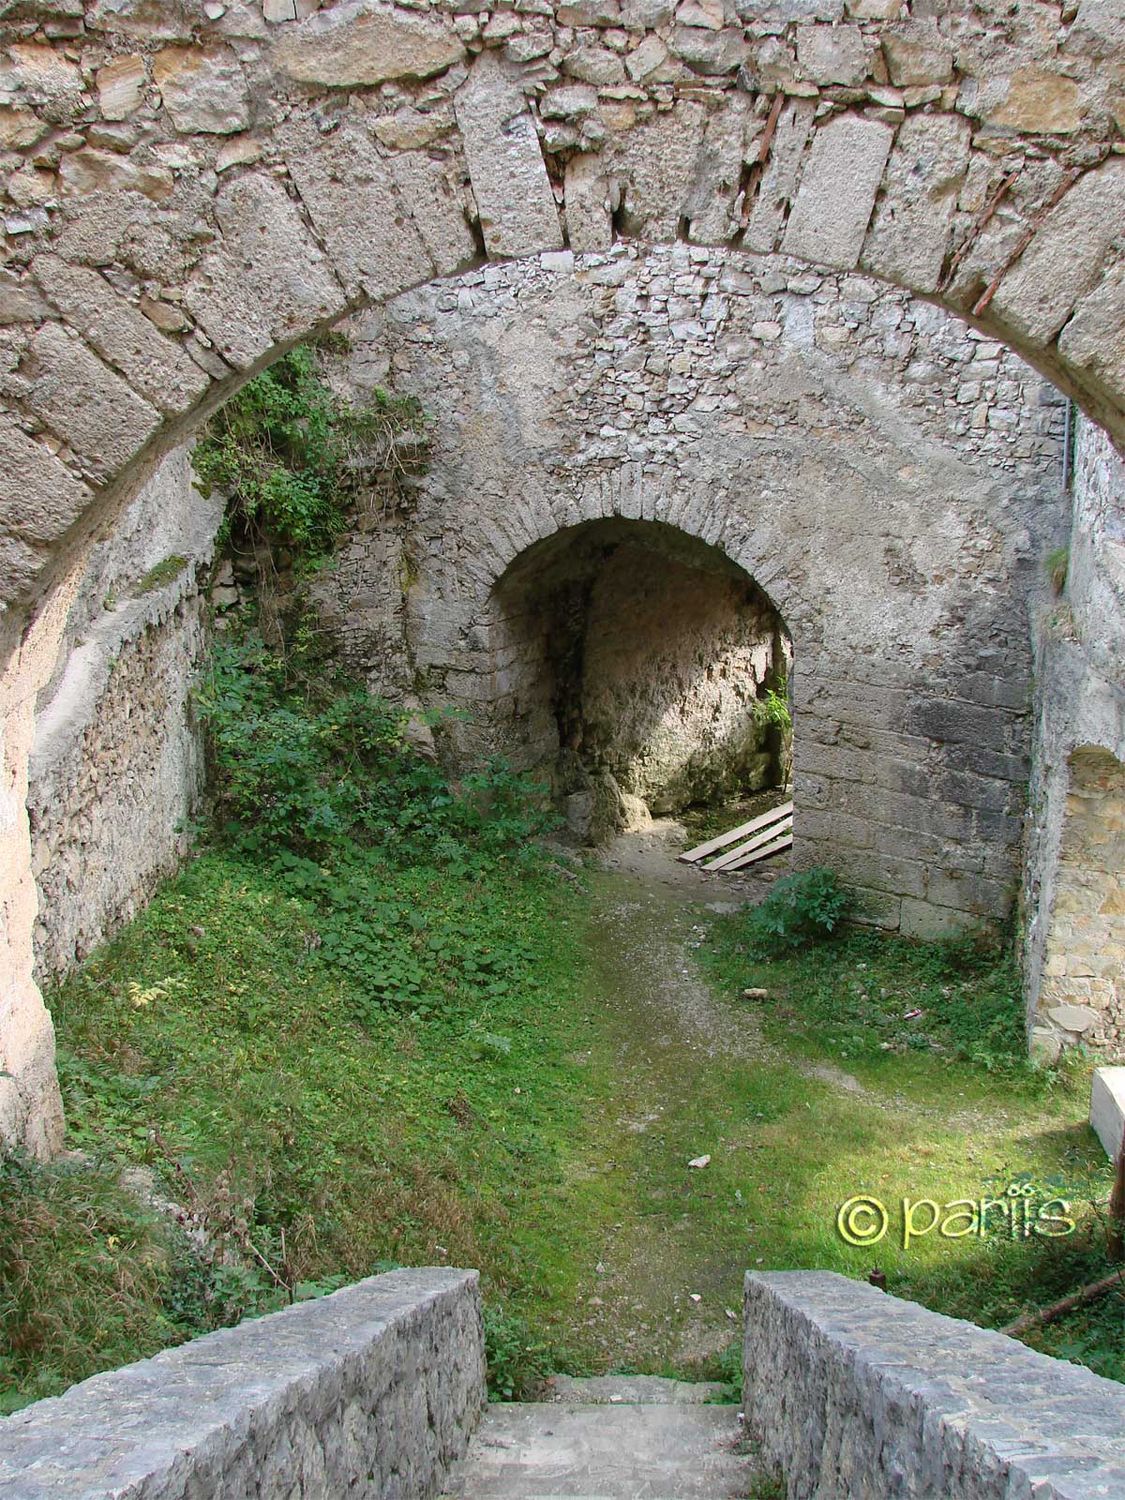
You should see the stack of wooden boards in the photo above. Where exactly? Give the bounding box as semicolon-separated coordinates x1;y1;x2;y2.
678;800;793;872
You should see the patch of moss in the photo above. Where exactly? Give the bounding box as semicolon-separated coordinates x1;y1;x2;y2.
135;555;189;595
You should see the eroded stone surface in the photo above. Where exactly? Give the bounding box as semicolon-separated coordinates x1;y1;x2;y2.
454;51;563;259
783;112;895;270
305;245;1063;939
270;0;465;86
1023;417;1125;1060
0;1268;486;1498
744;1271;1125;1498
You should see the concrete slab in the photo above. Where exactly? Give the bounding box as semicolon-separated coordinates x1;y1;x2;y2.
1090;1066;1125;1160
545;1376;733;1406
441;1401;757;1499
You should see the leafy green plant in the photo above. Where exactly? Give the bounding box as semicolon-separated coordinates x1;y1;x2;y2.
714;1335;743;1399
193;625;555;868
744;867;850;955
191;624;558;1021
483;1303;556;1401
192;342;426;562
756;688;791;733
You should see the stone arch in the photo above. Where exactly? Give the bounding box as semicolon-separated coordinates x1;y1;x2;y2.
2;0;1124;661
332;239;1060;903
466;516;795;834
2;0;1123;1150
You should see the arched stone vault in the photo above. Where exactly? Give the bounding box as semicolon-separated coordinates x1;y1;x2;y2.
0;0;1123;1152
1;0;1123;655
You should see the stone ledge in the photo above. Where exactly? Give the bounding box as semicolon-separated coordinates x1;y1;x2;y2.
743;1269;1125;1499
0;1266;485;1499
1091;1067;1125;1160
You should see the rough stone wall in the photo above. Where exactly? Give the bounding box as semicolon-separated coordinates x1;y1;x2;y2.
742;1270;1125;1498
27;446;221;982
1026;416;1125;1059
1034;749;1124;1054
322;245;1067;935
0;0;1123;663
0;1266;486;1500
0;563;81;1159
582;539;784;809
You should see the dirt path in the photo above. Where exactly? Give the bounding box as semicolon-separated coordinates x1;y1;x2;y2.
548;830;877;1378
553;847;766;1376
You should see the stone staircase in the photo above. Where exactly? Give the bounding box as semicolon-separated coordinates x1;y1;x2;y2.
441;1376;761;1499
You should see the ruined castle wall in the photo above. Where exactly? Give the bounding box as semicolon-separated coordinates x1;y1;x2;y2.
1025;417;1125;1058
322;245;1068;935
27;447;221;982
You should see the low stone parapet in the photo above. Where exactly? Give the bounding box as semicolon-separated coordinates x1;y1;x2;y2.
0;1266;485;1499
743;1269;1125;1498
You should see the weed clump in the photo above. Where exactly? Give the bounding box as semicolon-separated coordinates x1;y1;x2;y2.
744;867;850;956
0;1153;179;1413
192;341;426;562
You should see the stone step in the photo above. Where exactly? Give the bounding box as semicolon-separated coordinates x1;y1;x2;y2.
440;1400;758;1499
544;1376;734;1406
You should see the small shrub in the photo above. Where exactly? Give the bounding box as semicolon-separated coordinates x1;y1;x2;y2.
744;867;850;955
192;341;427;563
756;688;791;733
483;1303;555;1401
715;1334;743;1399
193;624;555;866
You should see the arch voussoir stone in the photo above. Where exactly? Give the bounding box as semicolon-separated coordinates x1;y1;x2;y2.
0;0;1121;640
182;171;351;370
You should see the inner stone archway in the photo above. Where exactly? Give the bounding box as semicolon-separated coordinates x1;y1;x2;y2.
487;519;792;841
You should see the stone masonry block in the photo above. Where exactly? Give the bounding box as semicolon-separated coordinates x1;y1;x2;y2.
455;51;563;260
0;1268;486;1499
1090;1068;1125;1158
744;1271;1125;1497
783;113;895;271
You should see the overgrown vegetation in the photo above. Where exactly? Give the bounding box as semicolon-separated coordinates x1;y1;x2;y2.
699;907;1121;1383
6;340;1117;1421
0;1154;182;1415
15;848;1119;1410
744;866;850;956
706;908;1025;1070
192;340;426;561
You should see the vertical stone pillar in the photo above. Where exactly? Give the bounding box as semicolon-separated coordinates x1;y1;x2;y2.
0;563;86;1157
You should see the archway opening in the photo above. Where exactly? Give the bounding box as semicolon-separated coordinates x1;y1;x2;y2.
487;518;792;845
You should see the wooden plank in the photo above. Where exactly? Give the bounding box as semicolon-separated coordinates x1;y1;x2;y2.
679;800;794;864
718;830;793;871
704;816;793;872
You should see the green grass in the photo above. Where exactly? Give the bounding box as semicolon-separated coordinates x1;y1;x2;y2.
0;1153;186;1415
695;911;1121;1379
3;860;1119;1412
